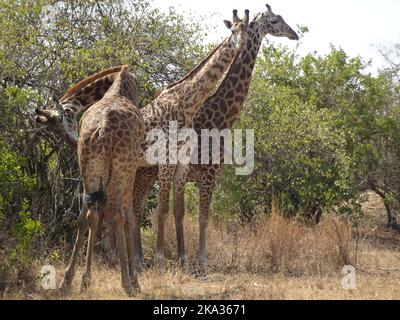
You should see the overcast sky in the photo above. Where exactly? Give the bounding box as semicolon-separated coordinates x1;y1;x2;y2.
152;0;400;72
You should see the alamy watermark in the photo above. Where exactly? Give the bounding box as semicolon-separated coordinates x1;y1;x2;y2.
41;3;58;31
40;265;56;290
341;265;357;290
146;122;254;176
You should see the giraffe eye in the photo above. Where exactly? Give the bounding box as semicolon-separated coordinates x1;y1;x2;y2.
271;20;279;25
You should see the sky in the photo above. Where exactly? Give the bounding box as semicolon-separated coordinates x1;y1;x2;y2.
152;0;400;72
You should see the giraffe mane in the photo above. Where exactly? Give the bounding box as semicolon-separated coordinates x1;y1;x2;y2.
166;41;225;90
60;65;128;102
104;66;134;100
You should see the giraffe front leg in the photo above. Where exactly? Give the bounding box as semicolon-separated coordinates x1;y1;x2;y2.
156;165;174;272
132;168;158;270
173;164;190;267
126;216;141;293
198;178;215;274
133;215;144;269
105;224;118;268
59;205;88;296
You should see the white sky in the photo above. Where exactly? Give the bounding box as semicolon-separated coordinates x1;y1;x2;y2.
152;0;400;71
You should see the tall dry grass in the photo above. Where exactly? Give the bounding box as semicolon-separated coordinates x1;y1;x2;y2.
155;207;353;276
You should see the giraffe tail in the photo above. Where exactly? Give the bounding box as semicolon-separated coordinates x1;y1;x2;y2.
83;190;105;206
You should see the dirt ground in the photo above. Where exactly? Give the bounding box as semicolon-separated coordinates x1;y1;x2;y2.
3;192;400;300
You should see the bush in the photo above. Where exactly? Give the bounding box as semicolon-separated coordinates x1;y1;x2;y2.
212;44;399;223
11;200;44;264
0;0;206;247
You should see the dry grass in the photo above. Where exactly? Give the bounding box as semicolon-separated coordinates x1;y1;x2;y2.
5;266;400;300
2;192;400;300
164;209;352;276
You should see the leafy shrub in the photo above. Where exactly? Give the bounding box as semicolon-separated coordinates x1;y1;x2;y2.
11;200;44;263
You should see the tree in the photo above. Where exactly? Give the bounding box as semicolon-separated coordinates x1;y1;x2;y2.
212;43;398;225
0;0;206;247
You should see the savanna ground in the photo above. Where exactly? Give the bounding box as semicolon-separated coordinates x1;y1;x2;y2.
2;192;400;300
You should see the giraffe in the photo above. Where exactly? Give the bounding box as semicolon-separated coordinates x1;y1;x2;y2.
36;10;250;272
133;4;299;272
62;66;144;296
135;9;250;270
35;65;140;278
35;65;134;146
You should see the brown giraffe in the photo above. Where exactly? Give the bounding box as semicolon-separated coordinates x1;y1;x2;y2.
135;10;250;270
36;10;250;272
62;66;143;296
133;4;299;272
35;65;133;146
35;66;137;271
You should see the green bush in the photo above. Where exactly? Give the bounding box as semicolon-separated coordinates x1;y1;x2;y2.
213;44;399;223
0;0;207;244
11;200;44;264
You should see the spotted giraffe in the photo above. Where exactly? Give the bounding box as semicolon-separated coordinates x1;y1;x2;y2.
36;10;250;273
133;10;250;271
36;66;138;259
65;67;143;296
133;4;299;272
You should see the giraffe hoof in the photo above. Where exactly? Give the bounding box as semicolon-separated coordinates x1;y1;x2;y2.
198;262;207;276
132;284;141;295
179;256;187;268
130;273;141;292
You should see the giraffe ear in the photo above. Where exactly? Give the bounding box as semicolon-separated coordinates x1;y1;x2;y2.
224;20;233;30
52;94;63;113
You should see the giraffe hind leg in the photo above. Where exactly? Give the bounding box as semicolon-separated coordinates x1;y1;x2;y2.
107;164;140;295
79;162;108;292
59;204;89;296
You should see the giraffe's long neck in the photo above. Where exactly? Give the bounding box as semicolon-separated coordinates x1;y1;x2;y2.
147;37;239;125
61;73;117;116
195;24;263;129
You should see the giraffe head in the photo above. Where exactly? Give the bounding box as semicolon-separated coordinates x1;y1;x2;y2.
252;3;299;40
35;96;79;146
224;9;250;48
34;66;130;146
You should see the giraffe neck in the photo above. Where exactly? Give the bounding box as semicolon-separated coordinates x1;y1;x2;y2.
59;71;138;145
147;37;239;125
61;73;117;116
196;24;263;129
